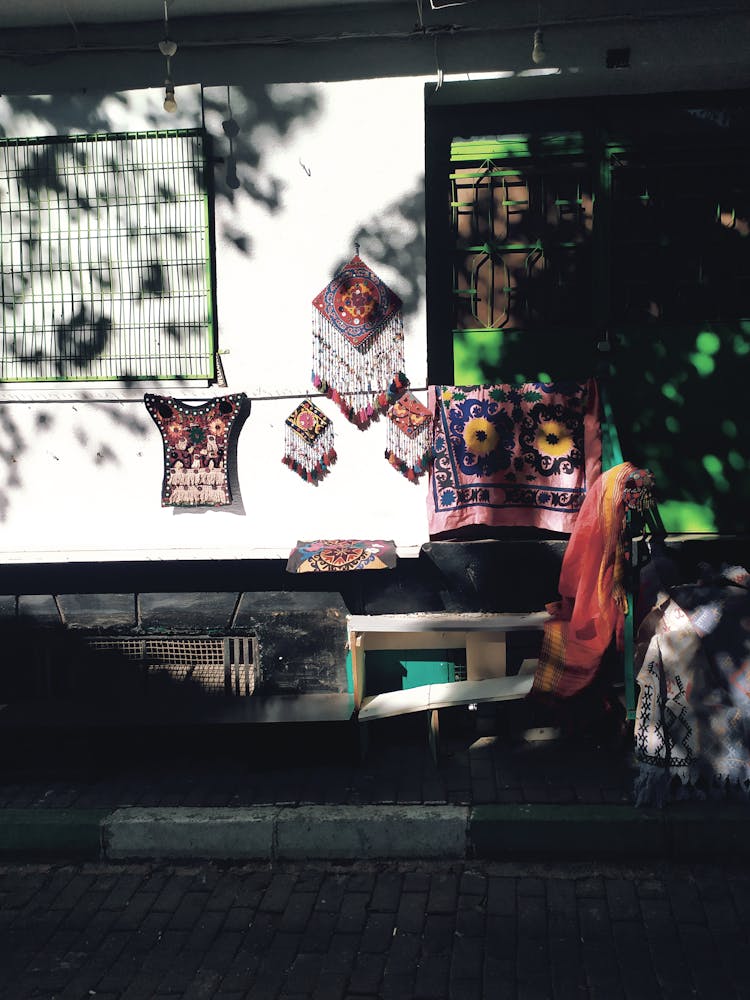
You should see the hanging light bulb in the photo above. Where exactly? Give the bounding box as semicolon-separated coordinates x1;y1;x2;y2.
159;0;178;113
164;79;177;113
159;38;177;58
531;27;546;64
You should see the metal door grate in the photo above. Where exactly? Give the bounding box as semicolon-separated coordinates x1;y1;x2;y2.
83;634;257;696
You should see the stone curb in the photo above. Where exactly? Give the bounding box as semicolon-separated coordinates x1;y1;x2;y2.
104;805;469;861
1;803;749;862
0;808;110;858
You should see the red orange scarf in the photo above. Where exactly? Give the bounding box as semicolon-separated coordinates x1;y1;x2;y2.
532;462;637;698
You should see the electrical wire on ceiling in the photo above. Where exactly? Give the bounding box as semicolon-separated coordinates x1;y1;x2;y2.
429;0;475;8
1;3;748;59
60;0;82;48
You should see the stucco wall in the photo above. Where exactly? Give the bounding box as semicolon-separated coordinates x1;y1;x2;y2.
0;77;429;561
1;1;749;562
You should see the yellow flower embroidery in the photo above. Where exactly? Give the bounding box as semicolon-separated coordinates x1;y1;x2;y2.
535;420;572;457
463;417;498;455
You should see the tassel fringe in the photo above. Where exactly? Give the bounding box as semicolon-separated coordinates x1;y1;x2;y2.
282;448;337;484
283;398;336;485
385;446;432;482
312;312;404;430
384;388;433;483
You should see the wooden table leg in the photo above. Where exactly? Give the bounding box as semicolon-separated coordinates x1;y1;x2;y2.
428;708;440;763
466;631;507;680
350;632;365;711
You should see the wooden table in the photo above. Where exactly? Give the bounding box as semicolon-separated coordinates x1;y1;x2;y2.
347;611;550;755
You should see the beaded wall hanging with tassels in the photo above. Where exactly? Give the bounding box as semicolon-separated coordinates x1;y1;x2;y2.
385;388;433;482
282;398;336;484
312;250;404;429
145;392;246;507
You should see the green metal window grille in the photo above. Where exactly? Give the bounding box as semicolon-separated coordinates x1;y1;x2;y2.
450;132;593;335
449;131;750;338
0;128;215;383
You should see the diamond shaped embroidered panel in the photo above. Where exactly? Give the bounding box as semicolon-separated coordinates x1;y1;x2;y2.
285;398;331;446
312;254;402;348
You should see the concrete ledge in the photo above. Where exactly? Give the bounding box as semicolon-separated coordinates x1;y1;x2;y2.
0;808;108;858
470;804;670;860
275;805;468;860
1;802;749;862
103;805;469;861
104;807;279;860
663;802;750;860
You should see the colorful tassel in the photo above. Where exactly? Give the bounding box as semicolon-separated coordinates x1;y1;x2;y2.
312;254;405;430
385;389;433;482
283;399;336;484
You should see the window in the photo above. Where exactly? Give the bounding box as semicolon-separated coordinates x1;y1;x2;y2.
0;128;215;383
426;90;750;533
449;131;593;350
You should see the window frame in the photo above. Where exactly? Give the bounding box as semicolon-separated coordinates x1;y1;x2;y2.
0;127;217;392
425;86;750;384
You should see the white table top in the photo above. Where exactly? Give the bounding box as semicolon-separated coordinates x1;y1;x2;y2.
347;611;550;633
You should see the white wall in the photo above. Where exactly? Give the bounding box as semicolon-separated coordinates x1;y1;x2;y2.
1;0;749;564
0;77;430;562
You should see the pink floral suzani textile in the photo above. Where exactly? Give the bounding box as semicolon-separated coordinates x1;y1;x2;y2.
427;379;601;536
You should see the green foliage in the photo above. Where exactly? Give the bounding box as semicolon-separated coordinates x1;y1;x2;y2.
453;321;749;534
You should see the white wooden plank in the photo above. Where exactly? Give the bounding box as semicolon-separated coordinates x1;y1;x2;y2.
358;675;533;721
518;658;539;676
428;675;533;708
347;612;550;634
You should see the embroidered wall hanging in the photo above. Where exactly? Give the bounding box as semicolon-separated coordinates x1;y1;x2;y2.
385;390;432;482
286;539;397;573
427;379;601;536
282;398;336;484
145;392;246;507
312;253;404;429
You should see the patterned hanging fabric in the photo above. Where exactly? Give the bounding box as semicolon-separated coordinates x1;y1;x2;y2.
286;539;397;573
427;379;601;535
312;253;404;429
282;398;336;484
385;389;432;481
145;393;246;507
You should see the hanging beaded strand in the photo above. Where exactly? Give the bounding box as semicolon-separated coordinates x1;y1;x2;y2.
311;252;405;429
282;398;337;484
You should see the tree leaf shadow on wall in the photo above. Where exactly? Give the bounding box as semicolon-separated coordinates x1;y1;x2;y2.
0;407;31;522
53;307;112;377
0;86;319;521
349;178;426;324
201;83;323;255
0;118;196;385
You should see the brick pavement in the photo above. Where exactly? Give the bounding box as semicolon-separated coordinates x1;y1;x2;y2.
0;712;635;811
1;858;749;999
